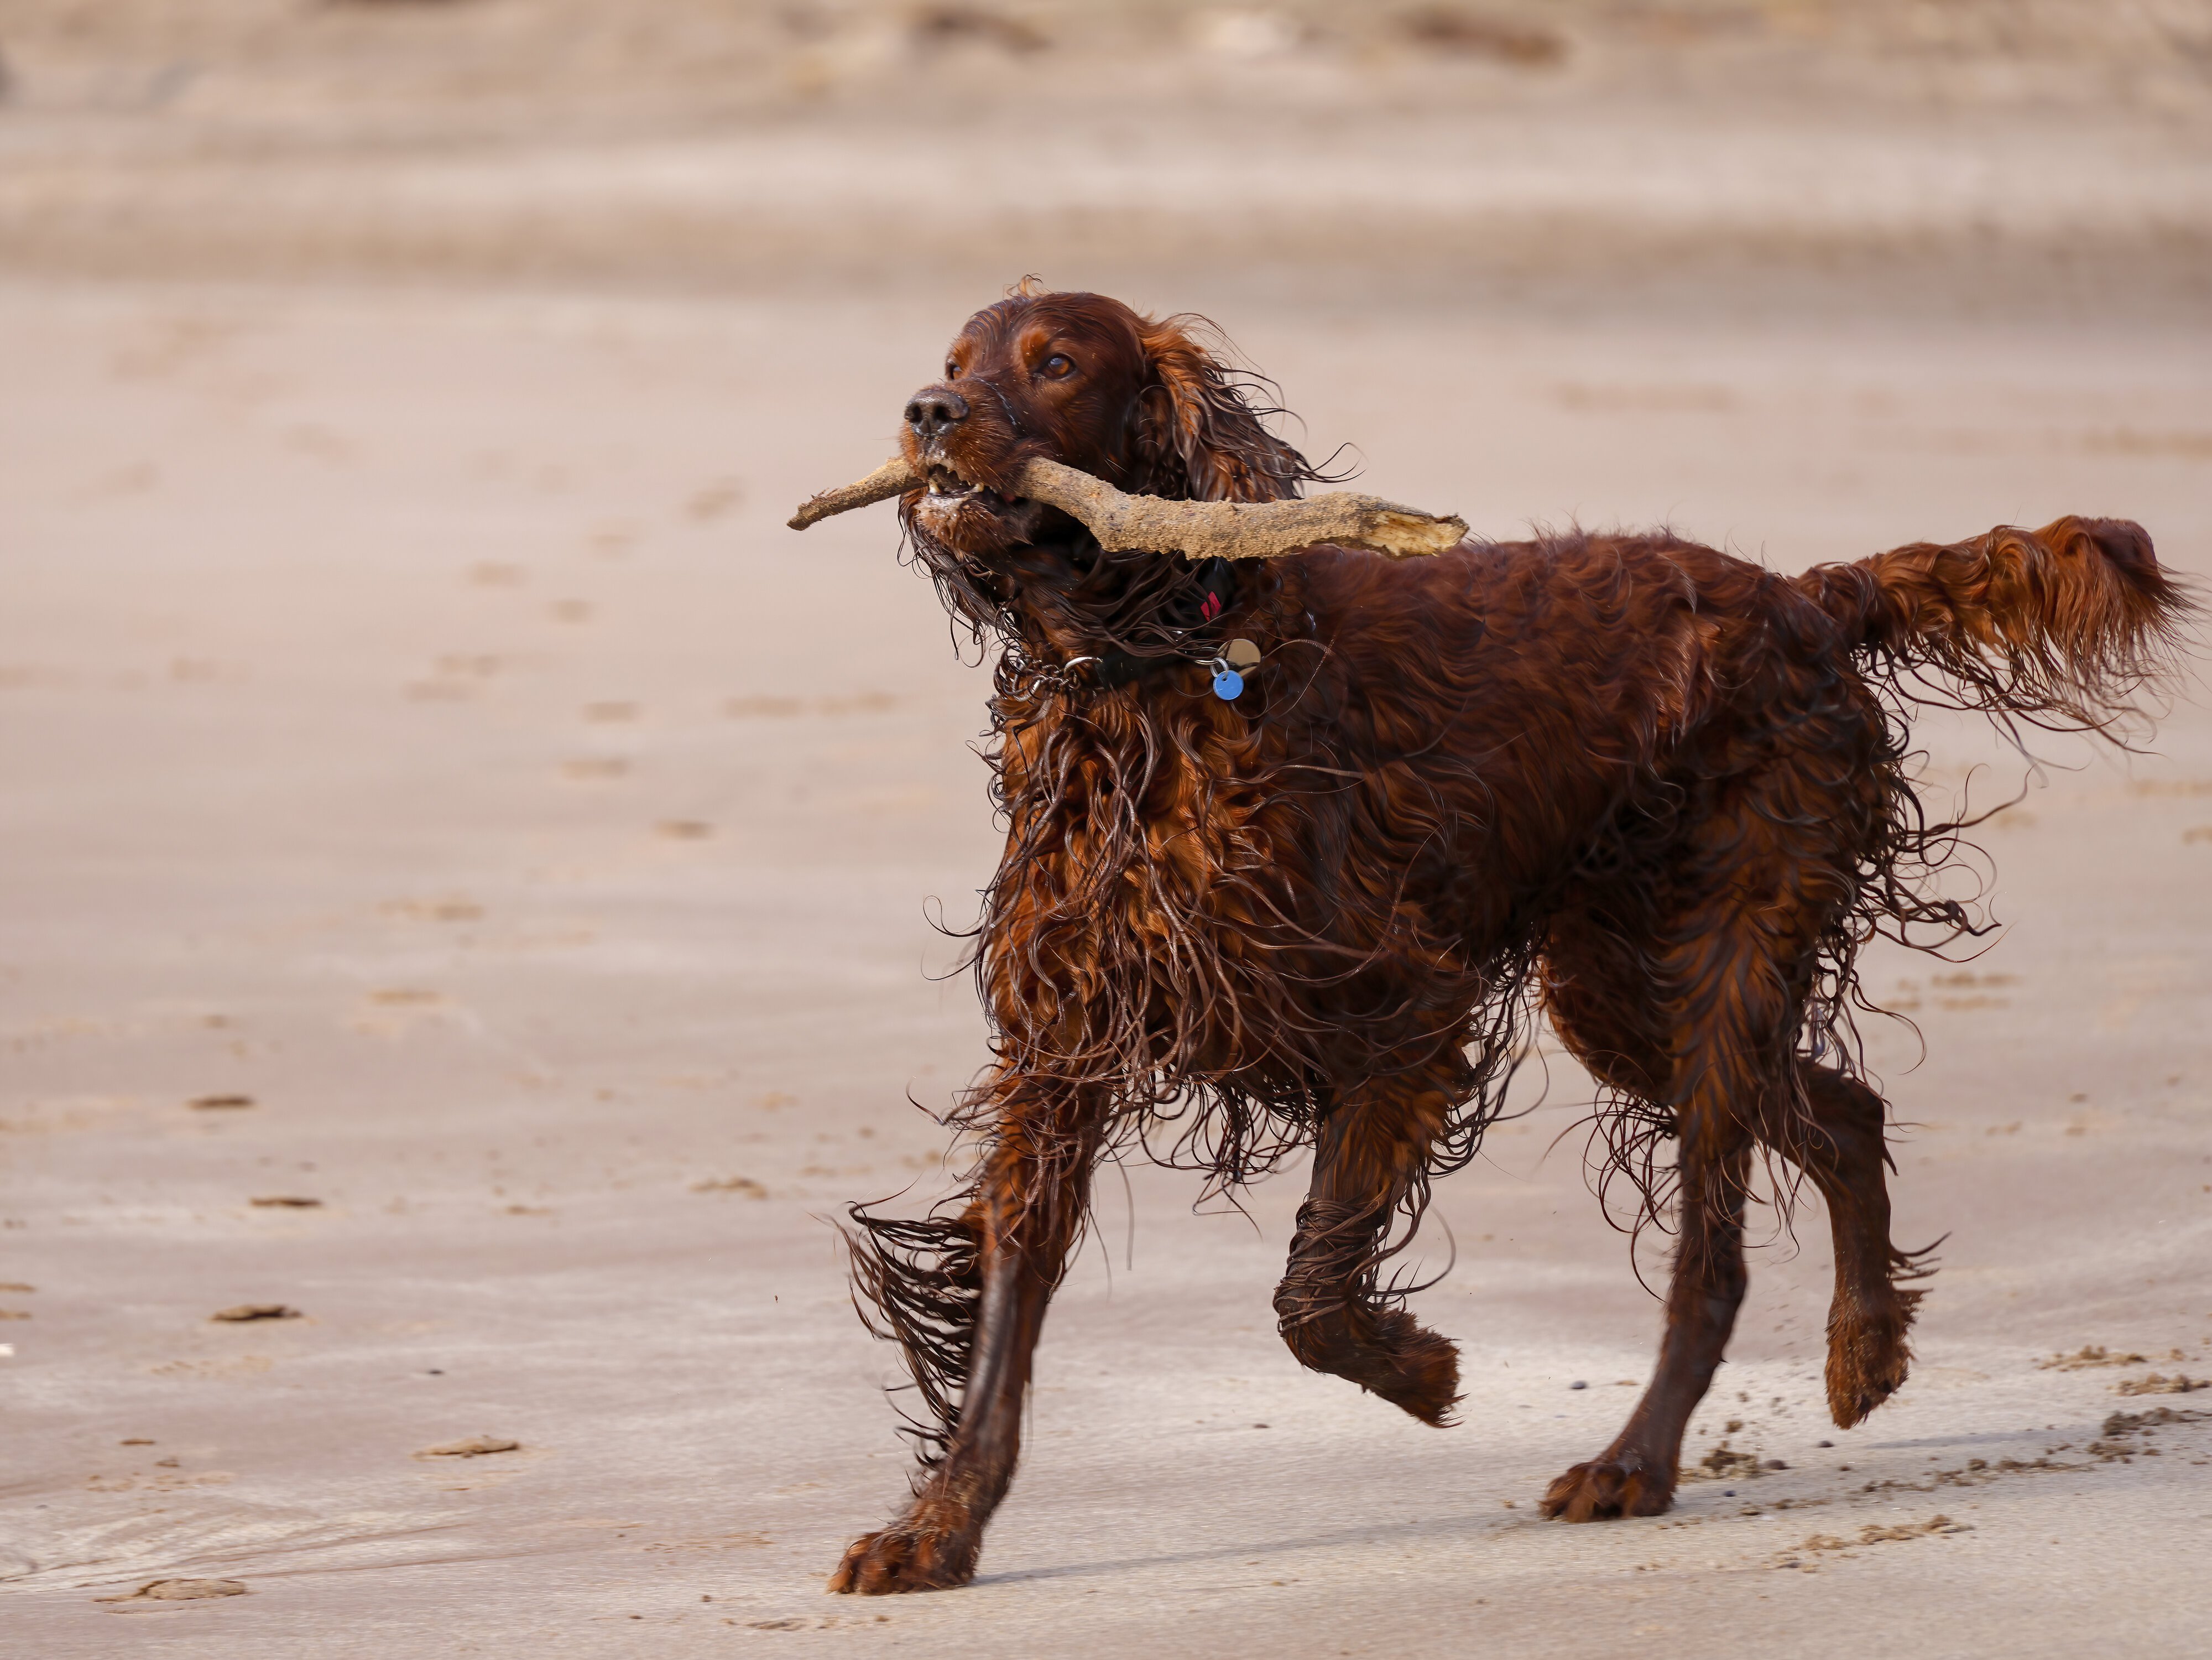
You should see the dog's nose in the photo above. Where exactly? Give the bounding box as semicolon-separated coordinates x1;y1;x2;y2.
905;387;970;440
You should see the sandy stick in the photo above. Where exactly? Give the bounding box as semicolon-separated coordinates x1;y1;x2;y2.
788;456;1465;561
1014;456;1465;562
786;457;925;531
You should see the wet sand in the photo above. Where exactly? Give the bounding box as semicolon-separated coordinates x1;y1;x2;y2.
3;2;2211;1653
3;279;2209;1656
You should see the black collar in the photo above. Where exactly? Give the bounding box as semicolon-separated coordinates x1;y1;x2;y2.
1088;554;1240;688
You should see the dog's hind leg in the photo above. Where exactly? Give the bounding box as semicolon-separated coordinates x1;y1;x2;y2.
831;1076;1102;1595
1759;1063;1925;1428
1539;802;1821;1520
1542;1120;1754;1522
1273;1061;1464;1425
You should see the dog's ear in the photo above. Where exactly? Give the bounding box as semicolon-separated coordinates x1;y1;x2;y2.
1131;315;1312;503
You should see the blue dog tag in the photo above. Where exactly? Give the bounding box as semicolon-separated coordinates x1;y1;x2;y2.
1212;668;1244;701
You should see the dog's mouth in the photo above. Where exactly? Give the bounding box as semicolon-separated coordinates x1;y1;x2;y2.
914;461;1050;559
922;461;1022;512
924;464;980;502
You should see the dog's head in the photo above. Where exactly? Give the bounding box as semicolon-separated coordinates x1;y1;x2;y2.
899;284;1318;564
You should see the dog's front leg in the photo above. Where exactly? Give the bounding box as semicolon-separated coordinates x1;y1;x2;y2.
831;1079;1099;1594
1274;1064;1464;1425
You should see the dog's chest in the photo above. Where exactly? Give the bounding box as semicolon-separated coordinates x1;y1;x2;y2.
1001;706;1272;922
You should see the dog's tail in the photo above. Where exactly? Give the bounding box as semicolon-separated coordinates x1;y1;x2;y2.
1793;516;2194;733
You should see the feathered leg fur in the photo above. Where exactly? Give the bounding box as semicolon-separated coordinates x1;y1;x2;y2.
832;1076;1102;1594
1274;1061;1468;1426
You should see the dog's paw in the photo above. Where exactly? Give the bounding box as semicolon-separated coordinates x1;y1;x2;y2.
1368;1316;1462;1427
1825;1297;1914;1429
1540;1453;1673;1522
826;1523;978;1595
1279;1303;1462;1426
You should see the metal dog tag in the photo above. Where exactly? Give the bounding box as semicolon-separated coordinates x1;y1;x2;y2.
1224;637;1262;669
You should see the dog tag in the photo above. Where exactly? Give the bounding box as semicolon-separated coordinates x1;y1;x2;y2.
1224;637;1262;670
1212;668;1244;701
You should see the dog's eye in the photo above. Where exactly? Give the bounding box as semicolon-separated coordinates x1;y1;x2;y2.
1040;354;1073;379
945;359;959;380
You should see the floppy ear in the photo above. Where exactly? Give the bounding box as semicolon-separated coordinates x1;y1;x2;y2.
1131;315;1316;503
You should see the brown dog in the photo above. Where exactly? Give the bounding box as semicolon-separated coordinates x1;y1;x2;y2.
815;284;2188;1594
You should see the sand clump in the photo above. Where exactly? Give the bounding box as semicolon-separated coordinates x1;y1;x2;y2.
692;1176;769;1198
2114;1373;2209;1397
1778;1516;1972;1568
2088;1407;2209;1462
98;1578;250;1607
1679;1442;1772;1483
2038;1345;2148;1371
414;1435;522;1459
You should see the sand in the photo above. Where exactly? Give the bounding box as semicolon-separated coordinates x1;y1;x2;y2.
3;3;2211;1654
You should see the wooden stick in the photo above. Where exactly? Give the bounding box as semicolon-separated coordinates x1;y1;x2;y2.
1015;457;1465;562
786;457;925;531
788;455;1467;562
